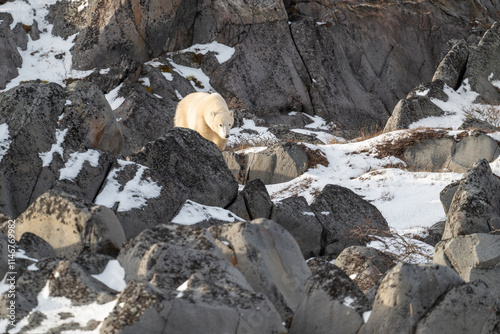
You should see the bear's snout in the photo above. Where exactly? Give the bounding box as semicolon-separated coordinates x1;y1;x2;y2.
225;134;229;138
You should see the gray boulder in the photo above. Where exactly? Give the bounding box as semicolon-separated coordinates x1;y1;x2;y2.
415;281;500;334
270;196;324;258
289;262;370;334
225;142;309;185
384;93;446;132
0;258;118;333
100;128;238;239
15;190;125;260
0;13;22;90
111;223;285;333
434;233;500;299
62;81;123;155
442;159;500;239
234;179;273;220
403;133;500;172
311;184;389;256
131;128;238;208
464;22;500;104
359;263;464;334
18;232;56;260
334;246;396;293
0;82;123;218
432;39;469;89
440;180;461;215
209;219;312;320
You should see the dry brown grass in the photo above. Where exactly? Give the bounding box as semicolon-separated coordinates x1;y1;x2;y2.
463;102;500;128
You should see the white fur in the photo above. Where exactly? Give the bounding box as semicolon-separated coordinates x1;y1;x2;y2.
174;92;234;150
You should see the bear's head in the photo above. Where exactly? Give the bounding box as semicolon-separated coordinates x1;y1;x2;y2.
210;110;234;139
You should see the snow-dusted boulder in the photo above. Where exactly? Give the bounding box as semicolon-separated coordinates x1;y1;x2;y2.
289;262;370;334
464;22;500;104
311;184;390;256
209;219;312;320
15;189;126;260
442;159;500;239
432;39;469;89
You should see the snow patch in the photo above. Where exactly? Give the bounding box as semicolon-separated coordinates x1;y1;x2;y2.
91;260;126;292
363;310;372;323
39;128;68;167
172;200;244;225
169;59;215;92
0;123;11;163
95;160;162;212
105;83;125;110
177;41;236;64
59;149;100;181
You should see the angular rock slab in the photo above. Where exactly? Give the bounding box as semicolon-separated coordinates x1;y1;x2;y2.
270;196;324;258
359;263;464;334
432;39;469;89
15;190;125;260
465;22;500;104
209;219;312;320
311;184;389;256
110;223;285;333
442;159;500;239
415;281;500;334
334;246;396;293
289;263;370;334
434;233;500;299
131;128;238;209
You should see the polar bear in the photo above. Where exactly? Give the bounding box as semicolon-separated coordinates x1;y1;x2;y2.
174;92;234;150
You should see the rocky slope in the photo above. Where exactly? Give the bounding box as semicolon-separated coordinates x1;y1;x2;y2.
1;0;500;333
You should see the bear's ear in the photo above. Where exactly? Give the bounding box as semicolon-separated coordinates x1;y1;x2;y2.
229;110;234;117
211;111;216;118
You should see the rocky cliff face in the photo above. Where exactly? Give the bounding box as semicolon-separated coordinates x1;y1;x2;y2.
2;0;500;333
2;0;498;129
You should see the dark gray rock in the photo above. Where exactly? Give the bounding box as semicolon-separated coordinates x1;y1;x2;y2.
359;263;464;334
440;181;461;215
311;184;390;256
12;23;28;51
209;219;312;320
114;83;176;156
434;233;500;299
28;20;40;41
18;232;56;260
0;258;118;333
443;159;500;239
289;262;370;334
226;193;251;221
74;252;115;275
131;127;238;209
0;82;65;217
47;260;119;304
62;81;123;156
459;116;500;131
415;281;500;334
0;231;8;280
423;221;446;246
0;13;22;90
384;96;445;132
0;82;123;218
270;196;324;258
464;22;500;104
432;39;469;89
15;190;126;260
334;246;396;293
85;55;142;94
238;179;273;220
